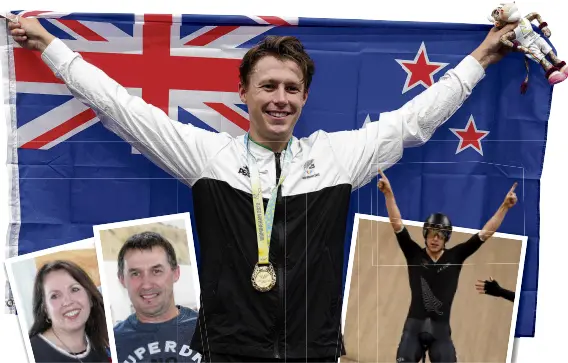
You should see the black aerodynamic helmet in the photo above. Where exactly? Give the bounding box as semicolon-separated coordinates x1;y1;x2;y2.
423;213;452;242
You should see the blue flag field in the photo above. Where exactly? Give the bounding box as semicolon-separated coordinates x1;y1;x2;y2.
1;11;553;337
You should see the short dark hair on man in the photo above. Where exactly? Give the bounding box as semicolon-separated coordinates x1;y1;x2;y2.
239;35;316;92
117;231;178;277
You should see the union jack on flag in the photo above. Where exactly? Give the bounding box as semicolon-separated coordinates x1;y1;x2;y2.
2;11;552;339
12;11;298;150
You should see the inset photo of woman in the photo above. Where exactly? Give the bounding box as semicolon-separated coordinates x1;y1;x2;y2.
4;238;112;363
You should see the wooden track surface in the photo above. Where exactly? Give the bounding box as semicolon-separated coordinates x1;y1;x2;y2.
342;218;522;363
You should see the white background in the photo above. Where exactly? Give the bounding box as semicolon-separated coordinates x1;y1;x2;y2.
0;0;566;361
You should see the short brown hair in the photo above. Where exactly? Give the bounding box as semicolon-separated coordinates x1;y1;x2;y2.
239;35;315;91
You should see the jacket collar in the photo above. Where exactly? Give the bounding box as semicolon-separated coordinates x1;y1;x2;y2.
238;133;301;160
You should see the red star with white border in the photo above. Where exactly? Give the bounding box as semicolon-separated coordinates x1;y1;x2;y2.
395;42;448;94
449;115;490;156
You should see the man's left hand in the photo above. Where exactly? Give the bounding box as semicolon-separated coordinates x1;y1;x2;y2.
471;22;519;69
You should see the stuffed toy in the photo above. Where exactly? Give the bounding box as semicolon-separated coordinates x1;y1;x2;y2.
488;2;567;93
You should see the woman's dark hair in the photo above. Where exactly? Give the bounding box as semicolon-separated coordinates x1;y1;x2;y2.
28;260;109;352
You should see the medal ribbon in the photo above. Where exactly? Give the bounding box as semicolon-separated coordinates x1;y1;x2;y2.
245;134;293;265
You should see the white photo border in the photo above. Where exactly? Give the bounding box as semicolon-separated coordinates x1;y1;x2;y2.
340;213;528;363
92;212;200;363
3;238;105;363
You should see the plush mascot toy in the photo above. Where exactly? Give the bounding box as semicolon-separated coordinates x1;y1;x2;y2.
488;2;567;93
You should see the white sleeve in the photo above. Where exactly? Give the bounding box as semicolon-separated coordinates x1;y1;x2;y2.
40;38;231;187
327;55;485;190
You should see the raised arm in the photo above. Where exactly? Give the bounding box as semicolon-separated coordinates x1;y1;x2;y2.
525;12;542;23
8;16;229;186
386;21;522;146
478;182;518;241
377;168;423;260
526;12;552;38
377;168;403;232
326;23;519;189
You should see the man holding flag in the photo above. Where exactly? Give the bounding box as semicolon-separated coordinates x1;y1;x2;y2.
8;14;518;363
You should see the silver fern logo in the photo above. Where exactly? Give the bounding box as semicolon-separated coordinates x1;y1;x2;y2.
302;159;320;179
421;276;443;315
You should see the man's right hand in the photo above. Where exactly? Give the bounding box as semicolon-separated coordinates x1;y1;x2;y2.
502;182;518;209
7;15;56;53
377;168;393;196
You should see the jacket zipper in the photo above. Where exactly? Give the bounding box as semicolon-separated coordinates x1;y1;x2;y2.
273;151;284;359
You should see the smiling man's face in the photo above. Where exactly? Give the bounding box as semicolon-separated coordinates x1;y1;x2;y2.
239;55;308;149
119;246;180;322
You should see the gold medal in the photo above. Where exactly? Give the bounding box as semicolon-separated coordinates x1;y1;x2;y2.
251;263;276;292
246;135;292;293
